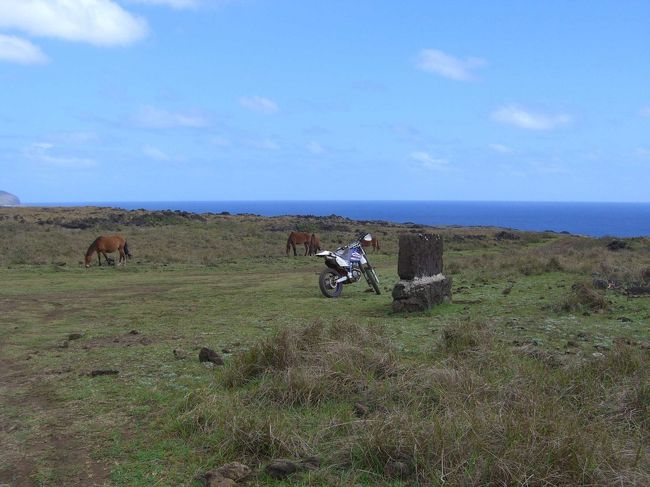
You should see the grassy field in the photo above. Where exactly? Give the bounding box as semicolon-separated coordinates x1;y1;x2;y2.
1;206;650;486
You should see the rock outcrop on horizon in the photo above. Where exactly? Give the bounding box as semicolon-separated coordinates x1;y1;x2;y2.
0;191;20;206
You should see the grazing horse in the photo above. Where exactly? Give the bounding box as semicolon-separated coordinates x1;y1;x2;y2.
361;236;380;252
85;235;132;267
309;233;321;256
286;231;312;256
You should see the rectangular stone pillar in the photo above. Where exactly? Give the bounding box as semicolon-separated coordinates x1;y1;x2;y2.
397;234;443;279
393;233;451;312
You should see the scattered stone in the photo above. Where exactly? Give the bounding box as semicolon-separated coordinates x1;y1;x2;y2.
90;369;119;377
593;343;611;351
216;461;252;481
592;352;605;358
392;274;452;312
502;286;513;295
607;239;629;251
353;402;369;417
383;460;413;479
173;349;188;360
59;340;69;348
576;332;590;340
592;279;609;290
619;317;632;323
201;471;236;487
566;340;579;348
626;285;650;296
128;330;139;335
265;459;298;479
199;347;224;365
495;231;521;241
68;333;84;340
221;347;232;354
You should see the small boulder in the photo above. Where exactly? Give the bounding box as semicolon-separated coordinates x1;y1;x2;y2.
619;316;633;323
216;462;252;481
68;333;84;341
173;349;188;360
202;471;236;487
607;240;629;251
265;459;298;479
199;347;224;365
59;340;69;349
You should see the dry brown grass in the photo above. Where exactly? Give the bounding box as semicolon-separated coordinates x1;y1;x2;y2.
174;321;650;485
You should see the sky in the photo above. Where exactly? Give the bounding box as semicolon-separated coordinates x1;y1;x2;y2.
1;0;650;203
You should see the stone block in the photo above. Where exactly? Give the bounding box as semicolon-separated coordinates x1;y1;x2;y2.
397;233;443;280
392;274;452;312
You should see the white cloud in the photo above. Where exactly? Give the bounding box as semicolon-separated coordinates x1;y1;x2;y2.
239;96;278;114
488;143;513;154
142;145;172;161
410;151;448;169
25;142;96;167
0;0;147;46
133;106;209;129
306;141;324;155
128;0;200;8
491;105;571;131
415;49;486;81
0;34;48;64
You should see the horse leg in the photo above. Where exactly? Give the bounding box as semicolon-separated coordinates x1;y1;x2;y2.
292;241;297;256
97;252;102;266
119;248;125;265
303;242;309;256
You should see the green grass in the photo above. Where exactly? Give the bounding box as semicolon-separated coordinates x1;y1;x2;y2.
1;207;650;485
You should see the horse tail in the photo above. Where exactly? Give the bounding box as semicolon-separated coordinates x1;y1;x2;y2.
309;233;316;255
375;237;380;251
124;240;132;258
286;233;293;255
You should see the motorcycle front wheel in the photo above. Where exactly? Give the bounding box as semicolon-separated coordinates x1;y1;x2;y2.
319;268;343;298
364;265;381;295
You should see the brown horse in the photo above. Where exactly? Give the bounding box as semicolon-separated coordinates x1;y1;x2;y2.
286;231;312;256
309;233;321;255
361;236;380;252
85;235;132;267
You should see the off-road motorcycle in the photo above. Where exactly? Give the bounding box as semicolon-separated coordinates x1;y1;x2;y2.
316;233;380;298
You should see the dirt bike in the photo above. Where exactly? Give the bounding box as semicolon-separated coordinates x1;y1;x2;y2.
316;233;381;298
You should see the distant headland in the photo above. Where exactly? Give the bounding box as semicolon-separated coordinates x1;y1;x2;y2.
0;191;20;206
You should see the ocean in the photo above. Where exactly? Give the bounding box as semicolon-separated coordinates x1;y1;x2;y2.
30;201;650;238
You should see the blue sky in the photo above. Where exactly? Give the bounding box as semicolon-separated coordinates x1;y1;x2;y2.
1;0;650;202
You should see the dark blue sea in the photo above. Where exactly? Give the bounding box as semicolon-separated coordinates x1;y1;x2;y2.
30;201;650;238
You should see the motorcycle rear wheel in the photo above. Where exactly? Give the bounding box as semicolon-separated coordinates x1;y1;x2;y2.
364;265;381;295
319;268;343;298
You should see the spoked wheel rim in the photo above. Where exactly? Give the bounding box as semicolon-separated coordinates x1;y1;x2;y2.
319;268;343;298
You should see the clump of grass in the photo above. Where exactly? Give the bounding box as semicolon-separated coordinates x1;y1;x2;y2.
222;319;397;405
438;322;491;355
558;282;610;313
173;321;650;484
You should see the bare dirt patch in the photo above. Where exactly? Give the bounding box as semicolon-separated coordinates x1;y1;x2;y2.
0;357;112;486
